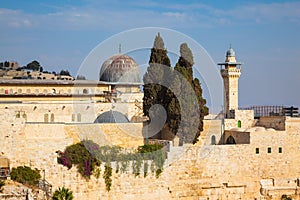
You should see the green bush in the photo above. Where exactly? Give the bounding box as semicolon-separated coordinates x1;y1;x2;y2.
52;187;73;200
137;144;163;153
281;194;292;200
57;140;101;178
0;179;5;193
103;163;112;191
10;166;41;186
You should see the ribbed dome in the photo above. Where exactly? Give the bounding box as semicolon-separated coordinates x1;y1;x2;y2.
99;54;141;83
226;47;235;57
94;110;129;123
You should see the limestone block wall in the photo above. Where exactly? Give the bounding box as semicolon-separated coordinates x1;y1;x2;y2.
1;107;300;199
196;119;222;146
0;101;142;124
224;109;255;130
256;116;286;130
224;130;250;144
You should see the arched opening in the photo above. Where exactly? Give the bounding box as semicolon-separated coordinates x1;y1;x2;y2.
22;113;27;121
238;120;241;128
44;113;49;122
211;135;216;145
50;113;55;122
226;135;236;144
77;113;81;122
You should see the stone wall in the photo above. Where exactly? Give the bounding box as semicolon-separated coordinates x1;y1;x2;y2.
224;109;255;130
0;101;143;124
1;106;300;199
256;116;286;130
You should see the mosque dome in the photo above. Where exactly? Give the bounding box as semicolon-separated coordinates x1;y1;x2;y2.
99;54;141;83
226;47;235;57
94;110;130;123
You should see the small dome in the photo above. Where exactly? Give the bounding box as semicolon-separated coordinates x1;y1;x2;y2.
94;110;129;123
226;47;235;57
99;54;141;83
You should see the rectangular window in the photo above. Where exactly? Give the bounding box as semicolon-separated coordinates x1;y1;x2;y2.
267;147;271;153
255;148;259;154
279;147;282;153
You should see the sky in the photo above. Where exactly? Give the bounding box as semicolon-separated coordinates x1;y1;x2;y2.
0;0;300;112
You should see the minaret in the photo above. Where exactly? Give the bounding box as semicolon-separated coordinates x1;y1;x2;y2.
218;47;242;118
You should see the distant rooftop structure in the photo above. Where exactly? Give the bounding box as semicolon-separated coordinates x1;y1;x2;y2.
94;110;130;123
99;54;141;84
241;105;299;118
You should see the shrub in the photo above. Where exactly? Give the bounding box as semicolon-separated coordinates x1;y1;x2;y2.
52;187;73;200
57;140;101;178
103;163;112;191
281;194;292;200
0;179;5;193
137;144;163;153
10;166;41;186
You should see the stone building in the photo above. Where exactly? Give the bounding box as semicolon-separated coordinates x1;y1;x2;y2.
0;49;300;200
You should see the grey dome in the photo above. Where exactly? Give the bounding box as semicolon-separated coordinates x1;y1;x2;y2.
94;110;129;123
226;47;235;57
99;54;141;83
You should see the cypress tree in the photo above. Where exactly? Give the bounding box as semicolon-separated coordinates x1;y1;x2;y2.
173;43;209;143
143;33;171;138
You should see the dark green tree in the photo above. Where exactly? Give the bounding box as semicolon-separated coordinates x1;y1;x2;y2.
26;60;41;71
59;70;71;76
173;43;209;143
143;33;172;138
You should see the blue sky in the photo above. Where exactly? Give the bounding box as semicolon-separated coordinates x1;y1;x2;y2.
0;0;300;112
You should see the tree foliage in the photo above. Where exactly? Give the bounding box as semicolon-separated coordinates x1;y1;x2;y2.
172;43;209;143
0;179;5;193
143;34;209;144
143;33;172;138
59;70;71;76
56;141;101;178
26;60;42;72
52;187;74;200
10;166;41;186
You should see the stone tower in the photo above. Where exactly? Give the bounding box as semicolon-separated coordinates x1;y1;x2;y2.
218;47;242;118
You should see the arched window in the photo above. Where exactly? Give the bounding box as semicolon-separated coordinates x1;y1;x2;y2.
22;113;27;121
17;89;22;93
77;113;81;122
238;120;241;128
16;113;20;118
71;114;75;122
211;135;216;145
226;135;236;144
44;113;49;122
50;113;55;122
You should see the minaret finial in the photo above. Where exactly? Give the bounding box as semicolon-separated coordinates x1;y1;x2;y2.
229;43;232;48
119;44;121;54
